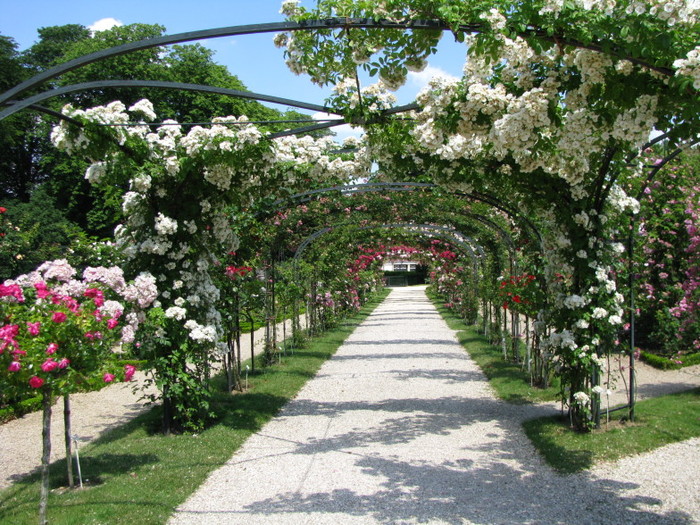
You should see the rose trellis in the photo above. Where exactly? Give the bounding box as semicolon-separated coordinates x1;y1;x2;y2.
275;0;699;430
49;99;371;431
0;0;697;434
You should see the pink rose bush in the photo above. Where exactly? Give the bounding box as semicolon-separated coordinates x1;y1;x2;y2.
0;259;156;395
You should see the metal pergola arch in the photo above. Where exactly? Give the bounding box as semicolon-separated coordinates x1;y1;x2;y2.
267;181;543;251
293;222;486;263
262;182;521;283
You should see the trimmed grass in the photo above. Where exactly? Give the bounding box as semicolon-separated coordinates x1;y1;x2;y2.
0;289;389;525
428;290;700;474
429;293;560;404
523;388;700;474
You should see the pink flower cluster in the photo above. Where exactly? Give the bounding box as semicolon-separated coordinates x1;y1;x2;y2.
1;260;151;391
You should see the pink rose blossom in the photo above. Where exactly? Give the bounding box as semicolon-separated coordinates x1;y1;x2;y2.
46;343;59;354
107;318;119;330
0;284;25;302
8;361;21;372
29;376;44;388
52;311;67;323
84;288;105;307
124;364;136;381
41;358;59;372
103;373;115;383
26;321;41;336
57;358;70;369
34;282;52;299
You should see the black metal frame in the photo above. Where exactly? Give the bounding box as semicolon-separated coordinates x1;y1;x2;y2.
0;14;692;427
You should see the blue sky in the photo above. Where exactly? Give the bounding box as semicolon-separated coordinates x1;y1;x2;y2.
1;1;467;138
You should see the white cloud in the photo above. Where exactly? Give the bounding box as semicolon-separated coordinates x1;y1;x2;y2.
88;17;124;34
407;65;460;90
312;112;364;144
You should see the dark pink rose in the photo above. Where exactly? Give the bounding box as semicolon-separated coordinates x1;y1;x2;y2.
84;288;105;307
34;282;52;299
26;322;41;336
124;364;136;381
41;358;59;372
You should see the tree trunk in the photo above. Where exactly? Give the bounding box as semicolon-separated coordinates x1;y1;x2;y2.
245;311;256;372
226;333;234;393
39;386;52;525
64;394;73;489
162;385;172;436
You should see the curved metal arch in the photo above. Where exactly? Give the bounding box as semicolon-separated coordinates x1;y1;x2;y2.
0;17;674;111
0;102;84;127
294;222;487;263
461;212;517;253
635;136;700;201
0;80;336;122
268;181;543;248
0;82;418;139
0;19;469;109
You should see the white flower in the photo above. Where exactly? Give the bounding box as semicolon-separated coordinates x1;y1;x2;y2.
592;307;608;319
574;319;590;329
128;99;157;121
573;391;591;406
131;174;151;193
165;306;187;320
280;0;301;16
154;213;178;236
122;272;158;308
564;295;586;309
608;314;623;325
184;319;217;342
85;162;106;184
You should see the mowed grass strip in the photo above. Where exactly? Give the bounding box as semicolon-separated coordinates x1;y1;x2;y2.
0;289;390;525
427;290;700;474
524;388;700;474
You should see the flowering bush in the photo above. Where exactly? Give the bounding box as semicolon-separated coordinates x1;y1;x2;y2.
0;259;148;399
499;273;541;317
631;150;700;359
50;98;371;431
275;0;699;431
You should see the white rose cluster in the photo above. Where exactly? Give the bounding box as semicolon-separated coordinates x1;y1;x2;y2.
674;45;700;89
154;213;178;236
184;319;217;343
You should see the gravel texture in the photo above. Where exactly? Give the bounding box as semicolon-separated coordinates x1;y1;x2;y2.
2;288;698;523
169;286;700;525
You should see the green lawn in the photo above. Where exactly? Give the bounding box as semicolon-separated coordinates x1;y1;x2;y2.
524;388;700;474
428;290;700;474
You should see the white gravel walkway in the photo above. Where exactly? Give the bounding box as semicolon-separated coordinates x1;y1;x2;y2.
170;286;700;525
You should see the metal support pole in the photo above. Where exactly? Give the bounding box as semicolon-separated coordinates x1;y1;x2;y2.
628;221;636;421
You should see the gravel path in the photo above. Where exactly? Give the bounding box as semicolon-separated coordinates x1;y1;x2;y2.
2;288;699;523
0;316;302;491
170;286;700;525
